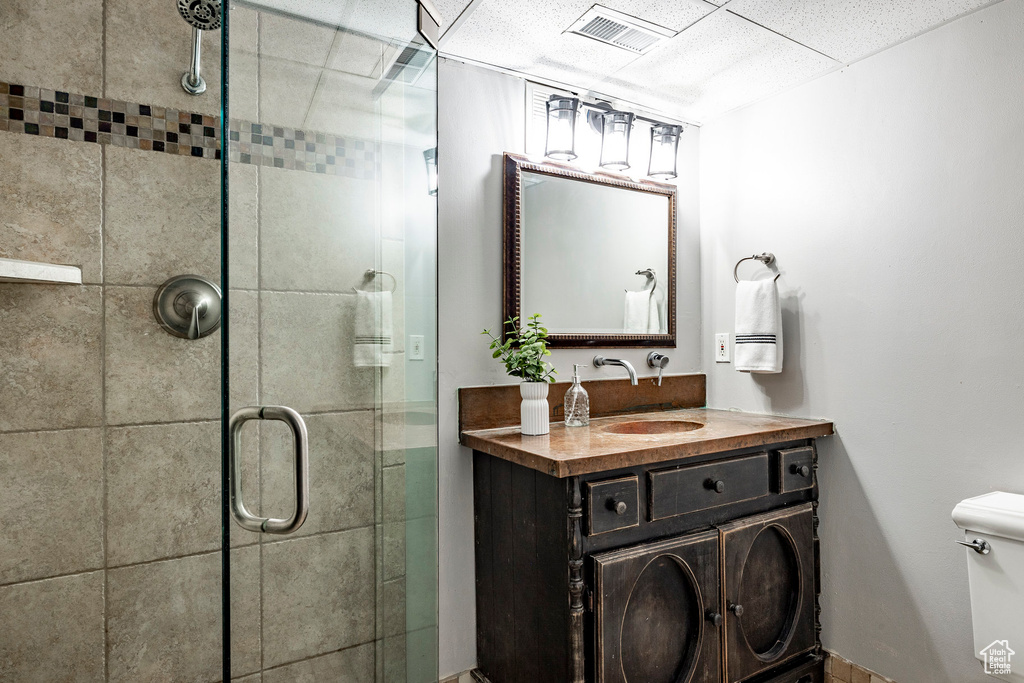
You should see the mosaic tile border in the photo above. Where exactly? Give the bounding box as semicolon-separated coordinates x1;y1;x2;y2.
0;81;221;159
0;80;376;180
228;119;376;178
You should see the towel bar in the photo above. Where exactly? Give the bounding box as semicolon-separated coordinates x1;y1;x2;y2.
733;253;780;283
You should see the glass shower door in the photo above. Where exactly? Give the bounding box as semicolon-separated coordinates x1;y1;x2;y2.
220;2;438;680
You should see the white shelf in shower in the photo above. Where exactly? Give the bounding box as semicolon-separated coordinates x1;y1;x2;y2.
0;257;83;285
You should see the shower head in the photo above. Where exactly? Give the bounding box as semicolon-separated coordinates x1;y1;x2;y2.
177;0;222;31
178;0;220;94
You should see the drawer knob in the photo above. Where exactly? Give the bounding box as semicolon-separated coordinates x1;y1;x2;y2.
729;603;744;617
705;610;723;626
705;479;726;494
609;500;628;515
791;464;811;478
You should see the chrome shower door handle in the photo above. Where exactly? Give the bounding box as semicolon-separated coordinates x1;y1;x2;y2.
228;405;309;534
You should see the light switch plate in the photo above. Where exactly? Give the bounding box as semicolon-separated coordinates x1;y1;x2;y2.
715;333;731;363
410;335;425;361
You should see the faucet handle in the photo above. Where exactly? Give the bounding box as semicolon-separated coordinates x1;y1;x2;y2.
648;352;669;386
647;352;669;369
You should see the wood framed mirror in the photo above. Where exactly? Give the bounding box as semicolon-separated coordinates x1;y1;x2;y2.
503;153;677;348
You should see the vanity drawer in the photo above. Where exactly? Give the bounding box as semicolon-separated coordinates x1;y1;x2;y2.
648;453;770;521
777;446;815;493
586;475;640;535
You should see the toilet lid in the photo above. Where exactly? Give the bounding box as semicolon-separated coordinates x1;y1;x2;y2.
952;491;1024;542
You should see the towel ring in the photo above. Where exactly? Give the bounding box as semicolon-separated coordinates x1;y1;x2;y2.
625;268;657;293
733;253;780;283
354;269;397;293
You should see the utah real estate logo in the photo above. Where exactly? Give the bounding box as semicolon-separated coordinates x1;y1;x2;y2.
980;640;1015;676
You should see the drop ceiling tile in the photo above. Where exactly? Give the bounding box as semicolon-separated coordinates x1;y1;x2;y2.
326;31;387;78
441;0;715;91
434;0;474;32
247;0;418;43
727;0;995;62
601;10;838;121
259;11;336;67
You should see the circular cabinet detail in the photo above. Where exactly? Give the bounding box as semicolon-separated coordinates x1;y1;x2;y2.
620;555;701;683
739;525;801;661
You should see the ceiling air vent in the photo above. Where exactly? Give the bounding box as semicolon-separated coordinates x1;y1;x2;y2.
373;41;435;98
382;43;433;83
567;5;675;55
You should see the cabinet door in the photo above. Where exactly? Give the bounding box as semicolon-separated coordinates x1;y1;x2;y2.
593;530;721;683
720;503;816;683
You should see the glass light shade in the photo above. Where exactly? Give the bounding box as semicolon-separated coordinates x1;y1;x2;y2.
599;111;634;171
545;96;579;161
648;124;682;179
423;147;437;196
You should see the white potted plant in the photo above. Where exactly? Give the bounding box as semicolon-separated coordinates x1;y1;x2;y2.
483;314;557;435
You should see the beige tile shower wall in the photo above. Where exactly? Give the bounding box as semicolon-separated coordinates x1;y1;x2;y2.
0;0;267;679
0;0;422;679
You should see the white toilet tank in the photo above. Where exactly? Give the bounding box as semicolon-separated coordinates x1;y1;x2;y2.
953;491;1024;683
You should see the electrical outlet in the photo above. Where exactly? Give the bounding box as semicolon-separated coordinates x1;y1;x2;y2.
410;335;425;361
715;333;731;363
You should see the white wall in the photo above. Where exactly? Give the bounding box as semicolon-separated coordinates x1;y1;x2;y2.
437;57;702;676
700;3;1024;682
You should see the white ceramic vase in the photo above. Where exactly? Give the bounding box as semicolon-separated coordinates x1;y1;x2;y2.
520;381;550;436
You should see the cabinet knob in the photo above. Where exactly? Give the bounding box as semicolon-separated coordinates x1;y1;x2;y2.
612;500;627;515
729;603;744;617
705;479;726;494
705;610;723;626
791;464;811;478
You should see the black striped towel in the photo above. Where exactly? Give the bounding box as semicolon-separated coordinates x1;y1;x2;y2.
735;279;782;373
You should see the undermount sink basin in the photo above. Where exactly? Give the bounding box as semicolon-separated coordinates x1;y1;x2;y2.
603;420;704;435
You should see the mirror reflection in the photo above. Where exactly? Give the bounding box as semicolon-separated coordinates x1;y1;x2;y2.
519;170;671;335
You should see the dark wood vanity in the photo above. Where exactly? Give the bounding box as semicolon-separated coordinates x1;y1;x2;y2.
460;376;833;683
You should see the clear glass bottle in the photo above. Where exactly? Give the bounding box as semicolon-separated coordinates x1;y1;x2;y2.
564;364;590;427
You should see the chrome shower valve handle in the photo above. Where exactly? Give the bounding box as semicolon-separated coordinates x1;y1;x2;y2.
153;275;221;340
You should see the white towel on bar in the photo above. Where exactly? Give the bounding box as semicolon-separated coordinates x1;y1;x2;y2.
735;279;783;373
624;290;650;333
354;290;393;368
646;289;662;333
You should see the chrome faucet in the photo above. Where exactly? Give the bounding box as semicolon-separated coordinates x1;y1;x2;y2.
593;356;638;385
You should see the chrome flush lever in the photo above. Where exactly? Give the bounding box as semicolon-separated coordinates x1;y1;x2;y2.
957;538;991;555
648;352;670;386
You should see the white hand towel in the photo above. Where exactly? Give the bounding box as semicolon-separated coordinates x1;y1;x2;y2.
624;290;650;333
734;279;783;373
354;290;393;368
647;289;661;333
647;284;663;335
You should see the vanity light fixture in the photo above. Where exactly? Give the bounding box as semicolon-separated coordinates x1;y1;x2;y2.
647;123;682;179
543;92;683;179
423;147;438;196
599;111;634;171
545;95;580;161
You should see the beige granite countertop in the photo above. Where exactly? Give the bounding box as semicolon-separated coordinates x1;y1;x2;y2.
461;408;834;477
